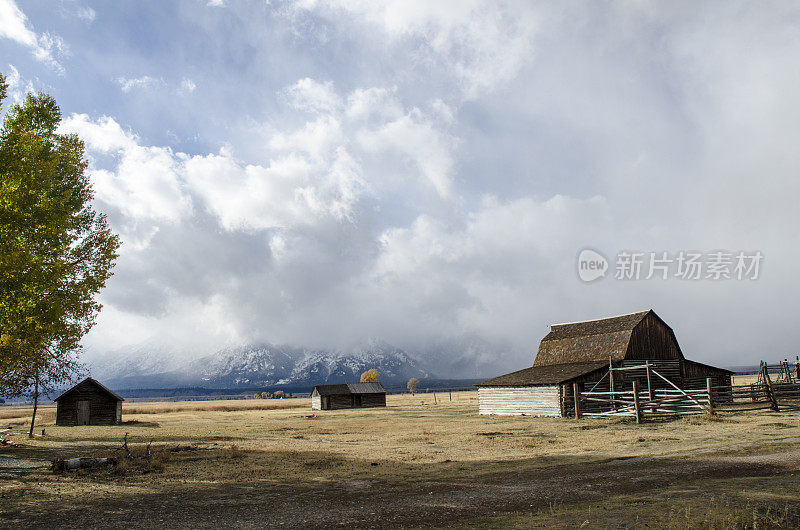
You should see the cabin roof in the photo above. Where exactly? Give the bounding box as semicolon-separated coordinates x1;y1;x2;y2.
312;382;386;396
54;377;124;402
475;361;608;387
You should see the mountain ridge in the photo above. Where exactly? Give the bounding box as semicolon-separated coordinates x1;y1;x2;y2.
88;339;433;389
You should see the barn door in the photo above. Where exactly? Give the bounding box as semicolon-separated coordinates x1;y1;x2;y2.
322;396;330;409
77;400;90;425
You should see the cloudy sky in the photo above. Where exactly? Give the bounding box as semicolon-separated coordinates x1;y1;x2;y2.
2;0;799;372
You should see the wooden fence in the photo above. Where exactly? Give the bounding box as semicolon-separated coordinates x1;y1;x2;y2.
575;381;710;422
573;359;800;422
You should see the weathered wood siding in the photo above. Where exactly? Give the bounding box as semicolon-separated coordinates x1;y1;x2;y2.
359;393;386;408
56;383;121;426
315;392;386;410
478;386;561;416
626;313;684;361
682;360;732;390
327;395;353;409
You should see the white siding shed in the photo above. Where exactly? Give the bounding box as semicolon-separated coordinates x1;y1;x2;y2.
478;386;561;416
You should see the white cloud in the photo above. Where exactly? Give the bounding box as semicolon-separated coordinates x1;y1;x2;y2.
345;87;403;122
357;109;456;198
19;3;796;370
296;0;539;98
75;6;96;23
116;75;162;93
178;77;196;94
3;64;35;104
269;115;343;161
59;114;193;224
0;0;66;70
282;77;341;114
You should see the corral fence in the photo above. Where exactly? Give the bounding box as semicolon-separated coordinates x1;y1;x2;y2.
714;359;800;412
573;359;800;423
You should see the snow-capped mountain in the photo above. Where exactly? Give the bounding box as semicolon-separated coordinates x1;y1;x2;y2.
88;339;430;389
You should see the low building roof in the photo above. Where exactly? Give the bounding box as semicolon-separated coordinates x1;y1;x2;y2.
683;359;735;374
475;361;608;387
54;377;124;402
312;382;386;396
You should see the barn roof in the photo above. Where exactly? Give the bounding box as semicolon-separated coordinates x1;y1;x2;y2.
534;310;658;366
545;310;651;340
475;361;608;387
54;377;124;402
312;382;386;396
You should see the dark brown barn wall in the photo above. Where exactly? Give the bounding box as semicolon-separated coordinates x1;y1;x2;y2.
625;312;684;361
682;360;733;389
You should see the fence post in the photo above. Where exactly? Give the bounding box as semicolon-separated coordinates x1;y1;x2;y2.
632;380;642;424
646;363;655;414
706;377;714;414
573;381;582;419
761;363;780;411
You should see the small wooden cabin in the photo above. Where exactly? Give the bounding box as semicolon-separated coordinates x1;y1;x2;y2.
54;378;123;426
477;310;733;416
311;382;386;410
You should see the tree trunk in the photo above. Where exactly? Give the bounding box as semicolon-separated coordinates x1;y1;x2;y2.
29;372;39;438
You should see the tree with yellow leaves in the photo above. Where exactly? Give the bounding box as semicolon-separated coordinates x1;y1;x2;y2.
360;368;380;382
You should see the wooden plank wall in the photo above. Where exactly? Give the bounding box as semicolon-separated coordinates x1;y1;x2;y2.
682;361;732;390
311;395;322;410
56;386;120;426
626;313;683;360
320;393;387;410
327;395;354;409
478;386;561;416
360;393;386;408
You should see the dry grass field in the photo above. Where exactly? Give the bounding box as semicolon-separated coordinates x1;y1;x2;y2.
2;391;800;528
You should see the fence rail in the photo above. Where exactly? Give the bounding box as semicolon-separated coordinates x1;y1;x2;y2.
573;359;800;422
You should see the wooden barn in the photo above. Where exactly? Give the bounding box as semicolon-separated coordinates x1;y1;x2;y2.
54;378;123;426
476;310;732;416
311;382;387;410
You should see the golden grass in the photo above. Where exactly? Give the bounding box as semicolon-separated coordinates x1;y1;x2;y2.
4;391;800;512
0;404;56;422
732;373;761;386
7;392;800;472
123;399;306;415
